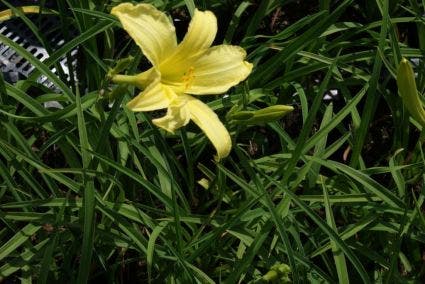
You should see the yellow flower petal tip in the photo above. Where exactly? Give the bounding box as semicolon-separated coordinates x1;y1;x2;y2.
111;3;177;65
152;96;191;133
111;3;253;160
397;58;425;128
197;178;210;189
0;6;56;22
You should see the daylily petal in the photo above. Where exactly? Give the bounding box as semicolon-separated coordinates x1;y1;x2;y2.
112;67;157;90
160;9;217;80
186;45;253;95
152;95;191;133
111;3;177;65
132;68;157;89
178;9;217;54
186;97;232;160
127;80;176;112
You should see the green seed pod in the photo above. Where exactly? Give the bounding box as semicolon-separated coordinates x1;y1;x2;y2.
397;58;425;128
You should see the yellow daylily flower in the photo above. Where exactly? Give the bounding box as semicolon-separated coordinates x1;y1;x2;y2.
110;3;253;160
0;6;56;22
0;6;39;22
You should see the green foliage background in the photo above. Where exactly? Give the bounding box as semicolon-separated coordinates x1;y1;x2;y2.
0;0;425;283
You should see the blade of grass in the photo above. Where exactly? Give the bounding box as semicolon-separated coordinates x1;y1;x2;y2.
261;174;371;283
322;178;350;284
251;0;353;86
76;86;95;284
350;0;389;167
0;223;41;262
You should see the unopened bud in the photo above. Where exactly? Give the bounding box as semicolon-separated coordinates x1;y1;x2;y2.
397;58;425;128
231;105;294;125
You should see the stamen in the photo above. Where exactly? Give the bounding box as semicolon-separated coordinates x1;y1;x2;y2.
182;66;195;91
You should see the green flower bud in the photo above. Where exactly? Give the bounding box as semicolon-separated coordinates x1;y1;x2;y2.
107;56;134;79
275;263;291;274
231;105;294;125
246;105;294;124
230;110;255;120
397;58;425;128
262;270;279;282
262;263;291;283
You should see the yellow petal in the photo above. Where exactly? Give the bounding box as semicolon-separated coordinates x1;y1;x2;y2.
186;97;232;160
160;9;217;80
127;80;176;112
152;95;191;133
197;178;210;189
186;45;253;95
0;6;42;22
111;3;177;65
178;9;217;53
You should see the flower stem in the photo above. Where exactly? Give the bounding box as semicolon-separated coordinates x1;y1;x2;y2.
111;74;140;85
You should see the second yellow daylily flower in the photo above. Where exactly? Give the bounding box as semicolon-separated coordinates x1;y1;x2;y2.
110;3;252;160
0;6;40;22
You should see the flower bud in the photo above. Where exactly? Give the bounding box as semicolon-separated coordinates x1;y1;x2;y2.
231;105;294;125
397;58;425;128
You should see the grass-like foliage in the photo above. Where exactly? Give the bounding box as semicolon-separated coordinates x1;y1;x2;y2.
1;0;425;283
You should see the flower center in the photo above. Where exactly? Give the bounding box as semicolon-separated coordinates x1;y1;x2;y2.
182;66;195;91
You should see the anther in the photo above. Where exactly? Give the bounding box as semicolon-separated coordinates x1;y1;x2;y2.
182;66;195;90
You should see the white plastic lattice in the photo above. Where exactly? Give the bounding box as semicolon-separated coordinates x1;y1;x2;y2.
0;14;77;91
